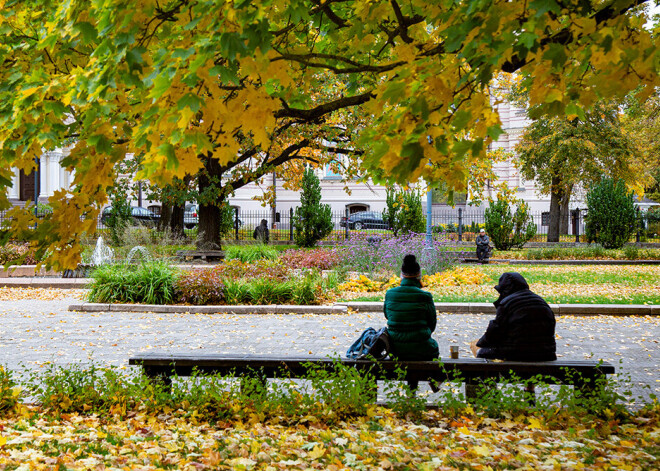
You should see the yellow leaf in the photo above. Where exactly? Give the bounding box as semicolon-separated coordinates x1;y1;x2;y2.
528;417;542;429
309;444;326;460
472;445;490;456
0;436;6;447
545;89;563;103
21;87;39;98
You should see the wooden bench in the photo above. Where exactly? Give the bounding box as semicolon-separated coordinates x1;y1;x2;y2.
129;353;615;400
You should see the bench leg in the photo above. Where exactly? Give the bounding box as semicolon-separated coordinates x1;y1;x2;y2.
524;383;536;406
144;366;172;393
465;379;481;401
240;370;267;397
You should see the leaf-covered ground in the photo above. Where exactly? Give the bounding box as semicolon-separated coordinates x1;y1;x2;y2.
341;265;660;304
1;407;658;470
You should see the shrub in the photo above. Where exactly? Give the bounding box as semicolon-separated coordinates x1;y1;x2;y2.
88;261;177;304
215;258;291;281
279;248;339;270
175;268;225;304
293;167;333;247
383;186;425;235
585;178;637;249
0;366;20;415
224;244;279;262
484;197;537;250
0;243;38;265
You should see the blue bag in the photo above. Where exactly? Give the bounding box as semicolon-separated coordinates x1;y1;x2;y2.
346;327;391;360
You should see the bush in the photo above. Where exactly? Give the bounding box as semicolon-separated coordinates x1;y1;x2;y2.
279;248;339;270
224;244;279;262
88;261;177;304
0;243;39;265
0;366;20;415
585;178;637;249
215;259;291;281
175;269;225;304
293;167;333;247
484;197;537;250
383;187;425;235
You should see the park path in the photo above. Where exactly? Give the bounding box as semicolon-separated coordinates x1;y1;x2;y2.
0;291;658;404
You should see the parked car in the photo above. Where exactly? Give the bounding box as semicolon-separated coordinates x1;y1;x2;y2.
340;211;389;230
184;203;198;229
100;206;160;227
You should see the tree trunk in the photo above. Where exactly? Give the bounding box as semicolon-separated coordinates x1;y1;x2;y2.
547;177;563;243
170;204;184;239
197;204;221;249
197;156;223;250
559;191;571;236
159;204;172;232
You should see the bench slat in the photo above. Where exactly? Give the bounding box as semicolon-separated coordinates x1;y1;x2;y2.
128;353;615;384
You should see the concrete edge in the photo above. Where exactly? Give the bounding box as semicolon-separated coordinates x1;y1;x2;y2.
337;301;658;316
68;303;348;315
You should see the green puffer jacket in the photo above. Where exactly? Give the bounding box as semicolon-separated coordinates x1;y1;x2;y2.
383;277;439;360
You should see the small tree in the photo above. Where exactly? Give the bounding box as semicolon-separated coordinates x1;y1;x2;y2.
293;168;333;247
485;197;537;250
585;178;636;249
105;183;133;246
383;187;425;235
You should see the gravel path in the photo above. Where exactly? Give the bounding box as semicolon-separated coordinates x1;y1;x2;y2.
1;290;658;405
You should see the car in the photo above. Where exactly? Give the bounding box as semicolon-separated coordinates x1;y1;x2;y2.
184;203;198;229
101;206;160;227
340;211;389;230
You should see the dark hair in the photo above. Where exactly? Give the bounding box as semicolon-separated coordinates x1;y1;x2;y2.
401;254;421;277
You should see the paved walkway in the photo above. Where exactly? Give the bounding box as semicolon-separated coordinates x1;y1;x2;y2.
1;292;658;405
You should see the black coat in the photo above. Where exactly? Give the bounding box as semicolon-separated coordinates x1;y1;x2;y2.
477;272;556;361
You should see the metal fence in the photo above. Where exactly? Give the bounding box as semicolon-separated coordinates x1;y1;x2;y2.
2;206;659;244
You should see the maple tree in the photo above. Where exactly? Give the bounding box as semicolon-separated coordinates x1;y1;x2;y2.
516;103;645;242
0;0;658;267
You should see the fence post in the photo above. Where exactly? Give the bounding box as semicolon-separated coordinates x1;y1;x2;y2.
458;208;463;242
345;208;350;240
574;208;580;243
289;207;294;242
234;207;239;241
636;207;641;243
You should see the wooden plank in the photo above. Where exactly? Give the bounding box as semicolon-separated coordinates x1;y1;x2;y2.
128;354;615;383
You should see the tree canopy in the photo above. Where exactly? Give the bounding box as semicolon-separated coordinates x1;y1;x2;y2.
515;102;646;241
0;0;658;267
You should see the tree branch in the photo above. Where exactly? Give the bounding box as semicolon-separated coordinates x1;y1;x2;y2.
275;91;374;121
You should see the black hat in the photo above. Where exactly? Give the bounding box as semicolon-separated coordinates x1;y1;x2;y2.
401;254;421;277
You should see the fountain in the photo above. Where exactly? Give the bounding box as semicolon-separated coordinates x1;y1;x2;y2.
125;245;151;264
62;236;114;278
92;236;114;266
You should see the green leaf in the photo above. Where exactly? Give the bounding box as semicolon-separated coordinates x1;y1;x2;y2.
177;93;202;113
159;143;178;170
73;22;98;44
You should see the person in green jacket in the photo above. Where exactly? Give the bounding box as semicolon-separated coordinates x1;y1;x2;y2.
384;254;439;361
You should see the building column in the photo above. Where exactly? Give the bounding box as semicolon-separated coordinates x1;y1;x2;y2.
49;153;61;197
9;168;20;199
39;155;48;200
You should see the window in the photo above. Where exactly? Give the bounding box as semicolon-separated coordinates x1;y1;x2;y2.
324;160;342;179
541;212;550;226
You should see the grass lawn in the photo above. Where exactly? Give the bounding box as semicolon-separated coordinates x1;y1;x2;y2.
340;265;660;304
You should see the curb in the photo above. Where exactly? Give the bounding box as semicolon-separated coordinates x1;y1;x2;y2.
66;301;660;316
0;278;88;289
68;303;348;315
337;302;660;316
488;259;660;265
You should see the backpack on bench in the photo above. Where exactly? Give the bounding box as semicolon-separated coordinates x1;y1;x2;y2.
346;327;391;360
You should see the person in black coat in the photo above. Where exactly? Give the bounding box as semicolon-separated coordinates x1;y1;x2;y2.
253;219;270;243
470;272;556;361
